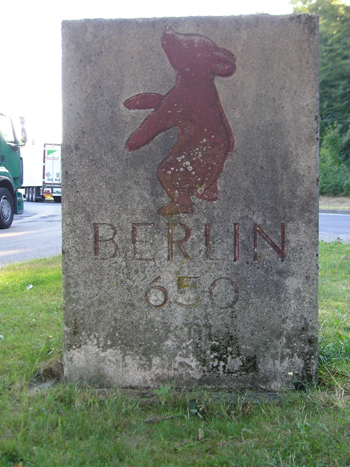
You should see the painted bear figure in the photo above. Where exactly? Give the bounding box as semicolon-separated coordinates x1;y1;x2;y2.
124;26;236;216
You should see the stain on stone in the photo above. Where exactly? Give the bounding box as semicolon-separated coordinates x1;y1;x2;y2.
195;332;258;376
239;355;258;374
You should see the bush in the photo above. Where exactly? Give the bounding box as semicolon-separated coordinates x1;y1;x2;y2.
319;125;350;196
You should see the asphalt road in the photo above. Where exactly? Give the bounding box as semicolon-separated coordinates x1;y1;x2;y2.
319;211;350;243
0;203;349;267
0;201;62;267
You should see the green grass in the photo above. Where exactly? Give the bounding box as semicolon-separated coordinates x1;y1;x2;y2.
0;256;63;390
318;242;350;390
1;245;350;466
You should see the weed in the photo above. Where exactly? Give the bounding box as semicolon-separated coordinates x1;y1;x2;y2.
153;385;171;407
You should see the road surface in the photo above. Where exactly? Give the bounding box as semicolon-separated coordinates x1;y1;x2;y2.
319;211;350;243
0;201;61;267
0;204;349;267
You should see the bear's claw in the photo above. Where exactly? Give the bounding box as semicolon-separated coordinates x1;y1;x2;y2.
196;183;220;201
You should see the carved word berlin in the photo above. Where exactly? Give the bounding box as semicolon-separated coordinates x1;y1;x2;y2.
93;222;286;262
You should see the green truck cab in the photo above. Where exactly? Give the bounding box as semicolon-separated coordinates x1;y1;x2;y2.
0;113;26;229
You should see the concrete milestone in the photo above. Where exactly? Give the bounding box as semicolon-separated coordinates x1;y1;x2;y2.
62;15;319;389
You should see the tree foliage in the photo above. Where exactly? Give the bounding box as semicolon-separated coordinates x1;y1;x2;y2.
293;0;350;145
293;0;350;194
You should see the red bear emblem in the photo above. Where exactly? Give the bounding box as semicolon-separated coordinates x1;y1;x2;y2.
124;26;236;216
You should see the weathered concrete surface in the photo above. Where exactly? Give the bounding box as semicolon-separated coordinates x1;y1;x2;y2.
62;15;319;389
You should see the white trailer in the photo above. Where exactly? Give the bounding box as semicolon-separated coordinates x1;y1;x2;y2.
22;142;61;203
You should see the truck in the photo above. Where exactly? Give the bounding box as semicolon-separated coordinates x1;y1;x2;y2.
0;113;26;229
22;142;62;203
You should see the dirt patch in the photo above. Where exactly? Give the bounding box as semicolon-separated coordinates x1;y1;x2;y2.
319;196;350;211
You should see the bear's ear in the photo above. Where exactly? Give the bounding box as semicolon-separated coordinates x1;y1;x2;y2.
209;48;236;77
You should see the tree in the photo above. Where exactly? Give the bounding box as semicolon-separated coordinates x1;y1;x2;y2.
293;0;350;164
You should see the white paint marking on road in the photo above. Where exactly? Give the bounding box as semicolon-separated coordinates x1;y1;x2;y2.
0;249;33;257
0;230;38;238
319;213;350;217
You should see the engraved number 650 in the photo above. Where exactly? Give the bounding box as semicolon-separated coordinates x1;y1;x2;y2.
145;276;238;309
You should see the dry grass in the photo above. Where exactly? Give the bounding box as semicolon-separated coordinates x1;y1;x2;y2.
319;195;350;210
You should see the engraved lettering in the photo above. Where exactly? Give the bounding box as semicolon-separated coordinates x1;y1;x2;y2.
145;275;240;308
233;223;240;261
167;223;191;260
205;223;212;260
132;223;155;261
210;277;239;308
204;223;225;261
93;223;119;259
175;276;200;307
253;223;286;261
92;221;286;262
205;223;239;261
145;276;168;308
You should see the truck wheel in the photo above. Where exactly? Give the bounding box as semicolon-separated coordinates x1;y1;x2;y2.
29;187;33;202
0;188;14;229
